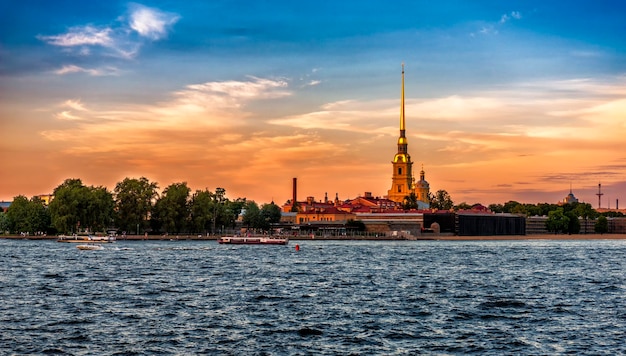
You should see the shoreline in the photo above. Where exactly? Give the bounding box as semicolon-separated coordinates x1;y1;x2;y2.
2;234;625;241
426;234;626;241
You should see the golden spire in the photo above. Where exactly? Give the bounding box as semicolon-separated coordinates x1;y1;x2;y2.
396;63;408;152
400;62;405;133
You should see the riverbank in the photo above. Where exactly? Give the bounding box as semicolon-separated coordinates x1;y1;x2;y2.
429;234;626;241
2;234;626;241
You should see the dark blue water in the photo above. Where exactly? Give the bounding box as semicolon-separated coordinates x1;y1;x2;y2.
1;239;625;355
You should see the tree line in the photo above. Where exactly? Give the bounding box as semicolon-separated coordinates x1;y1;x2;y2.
1;177;281;235
2;182;621;235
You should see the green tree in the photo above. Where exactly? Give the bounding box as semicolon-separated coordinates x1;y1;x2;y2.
242;201;260;229
595;216;609;234
114;177;159;234
502;201;521;213
565;211;581;235
511;204;529;215
86;186;114;232
601;211;624;218
27;196;50;234
546;208;569;234
429;190;453;210
454;202;472;211
49;179;89;234
524;204;543;217
189;189;213;233
6;195;31;233
223;198;246;230
49;179;112;233
402;192;420;210
211;187;227;234
573;202;598;234
154;182;190;234
0;212;9;233
488;203;504;213
259;202;282;231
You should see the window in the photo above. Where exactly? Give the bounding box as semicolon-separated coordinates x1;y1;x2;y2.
398;167;402;175
398;185;402;193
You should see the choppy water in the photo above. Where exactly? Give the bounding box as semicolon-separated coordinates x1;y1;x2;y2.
1;239;625;355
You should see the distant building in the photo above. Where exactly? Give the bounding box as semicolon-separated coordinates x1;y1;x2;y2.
456;212;526;236
35;194;54;206
0;194;53;213
0;201;11;213
558;187;579;205
296;206;355;224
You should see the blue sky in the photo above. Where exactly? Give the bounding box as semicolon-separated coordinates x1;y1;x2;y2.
1;1;625;207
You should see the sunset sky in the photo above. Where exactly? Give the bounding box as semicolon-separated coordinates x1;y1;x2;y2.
1;1;625;208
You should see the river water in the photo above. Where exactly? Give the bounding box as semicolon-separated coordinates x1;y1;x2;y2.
1;239;625;355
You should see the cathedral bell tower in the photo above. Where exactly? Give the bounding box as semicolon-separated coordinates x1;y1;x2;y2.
387;64;415;203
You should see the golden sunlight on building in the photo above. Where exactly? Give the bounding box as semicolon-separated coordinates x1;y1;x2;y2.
387;64;430;208
36;194;54;206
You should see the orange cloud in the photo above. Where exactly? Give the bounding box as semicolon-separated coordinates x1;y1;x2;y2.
3;75;625;206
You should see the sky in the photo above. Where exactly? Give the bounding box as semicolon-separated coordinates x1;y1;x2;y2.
1;1;625;208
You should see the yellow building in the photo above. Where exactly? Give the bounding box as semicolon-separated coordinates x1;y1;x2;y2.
415;166;430;203
296;206;355;224
387;64;429;208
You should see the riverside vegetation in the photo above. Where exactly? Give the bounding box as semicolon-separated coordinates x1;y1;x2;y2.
1;177;620;236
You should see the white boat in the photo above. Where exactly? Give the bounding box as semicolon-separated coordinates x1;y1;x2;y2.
76;244;104;250
217;235;289;245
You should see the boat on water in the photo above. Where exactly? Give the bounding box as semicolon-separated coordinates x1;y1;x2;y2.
76;244;104;250
217;235;289;245
57;235;116;243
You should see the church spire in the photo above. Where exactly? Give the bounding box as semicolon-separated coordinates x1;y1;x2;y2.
397;63;408;154
388;63;415;204
400;62;405;133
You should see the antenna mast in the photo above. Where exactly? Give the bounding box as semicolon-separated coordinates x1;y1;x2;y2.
596;183;604;209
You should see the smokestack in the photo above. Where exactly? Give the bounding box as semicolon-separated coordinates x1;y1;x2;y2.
292;178;297;207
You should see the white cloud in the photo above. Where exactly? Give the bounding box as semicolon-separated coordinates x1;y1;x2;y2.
476;10;523;36
43;76;292;145
63;99;87;111
54;64;120;76
38;25;113;47
499;11;522;24
37;5;178;60
479;26;498;35
55;111;82;121
267;77;626;151
185;76;290;100
269;99;396;132
38;25;137;59
129;4;180;40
